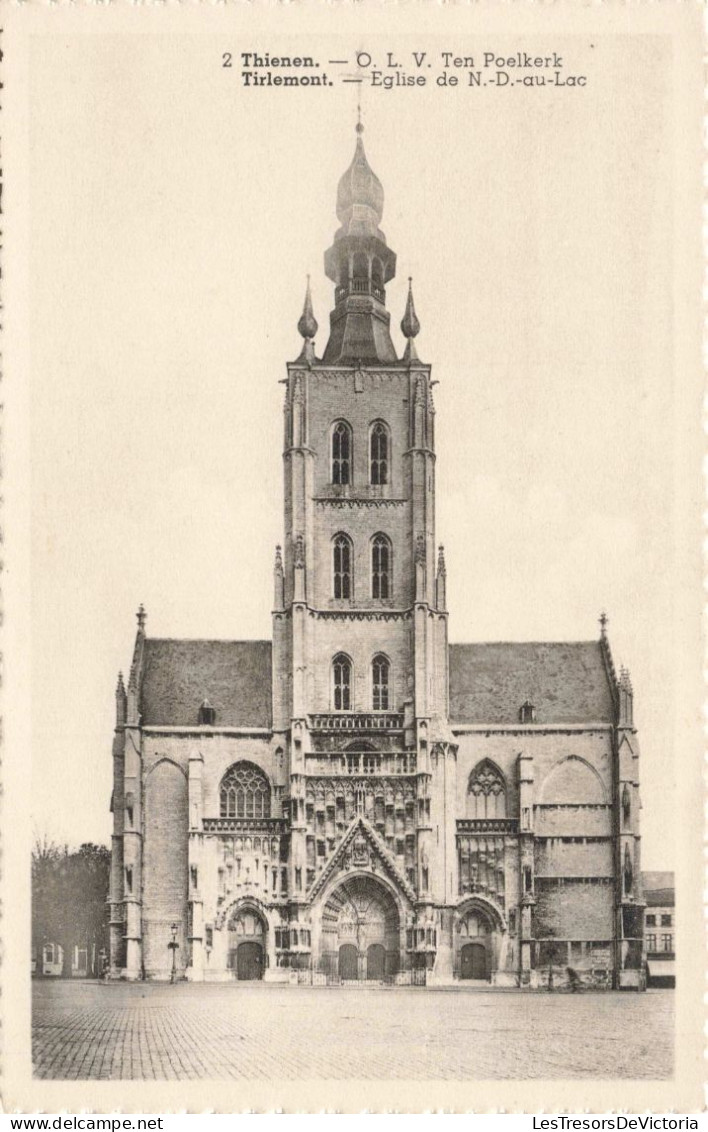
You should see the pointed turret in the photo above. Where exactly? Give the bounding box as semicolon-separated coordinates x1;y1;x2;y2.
115;671;127;726
127;604;147;725
436;544;447;611
296;275;318;362
322;122;398;364
401;277;421;362
273;543;284;610
619;666;634;727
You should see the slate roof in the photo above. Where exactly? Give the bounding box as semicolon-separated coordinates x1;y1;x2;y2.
448;641;616;726
644;889;675;908
642;871;675;906
140;639;272;728
138;637;615;730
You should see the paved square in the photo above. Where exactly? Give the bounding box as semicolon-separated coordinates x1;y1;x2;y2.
33;981;673;1081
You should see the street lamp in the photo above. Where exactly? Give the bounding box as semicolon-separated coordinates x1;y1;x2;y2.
168;922;180;984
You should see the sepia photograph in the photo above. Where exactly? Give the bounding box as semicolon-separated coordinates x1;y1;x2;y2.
3;1;703;1114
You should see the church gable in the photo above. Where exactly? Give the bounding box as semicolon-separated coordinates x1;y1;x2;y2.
309;816;417;906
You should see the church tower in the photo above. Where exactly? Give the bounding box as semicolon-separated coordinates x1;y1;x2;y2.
109;119;642;991
271;123;457;979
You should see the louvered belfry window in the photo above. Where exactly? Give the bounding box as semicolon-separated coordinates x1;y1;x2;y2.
333;653;352;711
372;654;390;711
370;422;389;485
372;534;391;599
333;534;352;599
332;422;352;485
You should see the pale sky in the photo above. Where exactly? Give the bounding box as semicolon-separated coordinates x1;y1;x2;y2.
28;31;679;869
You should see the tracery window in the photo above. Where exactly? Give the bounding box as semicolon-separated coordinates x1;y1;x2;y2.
372;654;390;711
333;533;352;599
372;534;391;599
370;422;389;485
333;653;352;711
219;762;271;819
467;761;507;820
331;421;352;485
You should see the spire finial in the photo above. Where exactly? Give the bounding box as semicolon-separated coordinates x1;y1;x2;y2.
599;610;608;638
401;277;421;361
437;544;447;575
356;94;363;134
401;278;421;340
297;275;318;341
136;604;146;631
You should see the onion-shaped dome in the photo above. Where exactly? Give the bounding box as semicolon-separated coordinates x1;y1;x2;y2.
297;275;318;340
336;124;384;231
401;278;421;339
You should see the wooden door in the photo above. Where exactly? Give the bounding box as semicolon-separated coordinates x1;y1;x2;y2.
366;943;385;981
338;943;358;980
461;942;487;980
237;941;264;981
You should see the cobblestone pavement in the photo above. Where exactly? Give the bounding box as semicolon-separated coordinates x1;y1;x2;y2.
33;981;673;1081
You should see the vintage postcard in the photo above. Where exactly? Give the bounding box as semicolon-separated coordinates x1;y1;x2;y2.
2;0;704;1114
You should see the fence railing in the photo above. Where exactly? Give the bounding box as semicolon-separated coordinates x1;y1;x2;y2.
309;712;405;732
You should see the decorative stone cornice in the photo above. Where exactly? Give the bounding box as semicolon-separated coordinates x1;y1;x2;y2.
314;497;407;509
307;609;412;623
307;367;423;381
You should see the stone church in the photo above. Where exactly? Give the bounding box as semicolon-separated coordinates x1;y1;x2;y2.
108;125;645;988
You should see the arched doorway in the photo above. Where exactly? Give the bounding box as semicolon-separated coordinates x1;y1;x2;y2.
457;906;495;981
461;941;487;980
321;875;400;982
227;906;266;981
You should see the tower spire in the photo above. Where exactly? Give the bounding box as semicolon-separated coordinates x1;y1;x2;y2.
401;277;421;361
296;275;318;361
322;124;398;364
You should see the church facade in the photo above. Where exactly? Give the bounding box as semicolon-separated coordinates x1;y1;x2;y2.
108;126;645;989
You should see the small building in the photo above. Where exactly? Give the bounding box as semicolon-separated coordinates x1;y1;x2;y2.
642;871;675;987
32;942;99;978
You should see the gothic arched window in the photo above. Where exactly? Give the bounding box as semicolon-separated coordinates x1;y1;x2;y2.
219;762;271;819
372;654;390;711
370;421;389;485
333;533;352;599
467;761;507;820
333;653;352;711
372;533;392;599
331;421;352;485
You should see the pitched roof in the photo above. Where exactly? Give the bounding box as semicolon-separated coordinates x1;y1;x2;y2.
448;641;616;726
140;639;272;728
645;889;675;908
642;871;675;905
